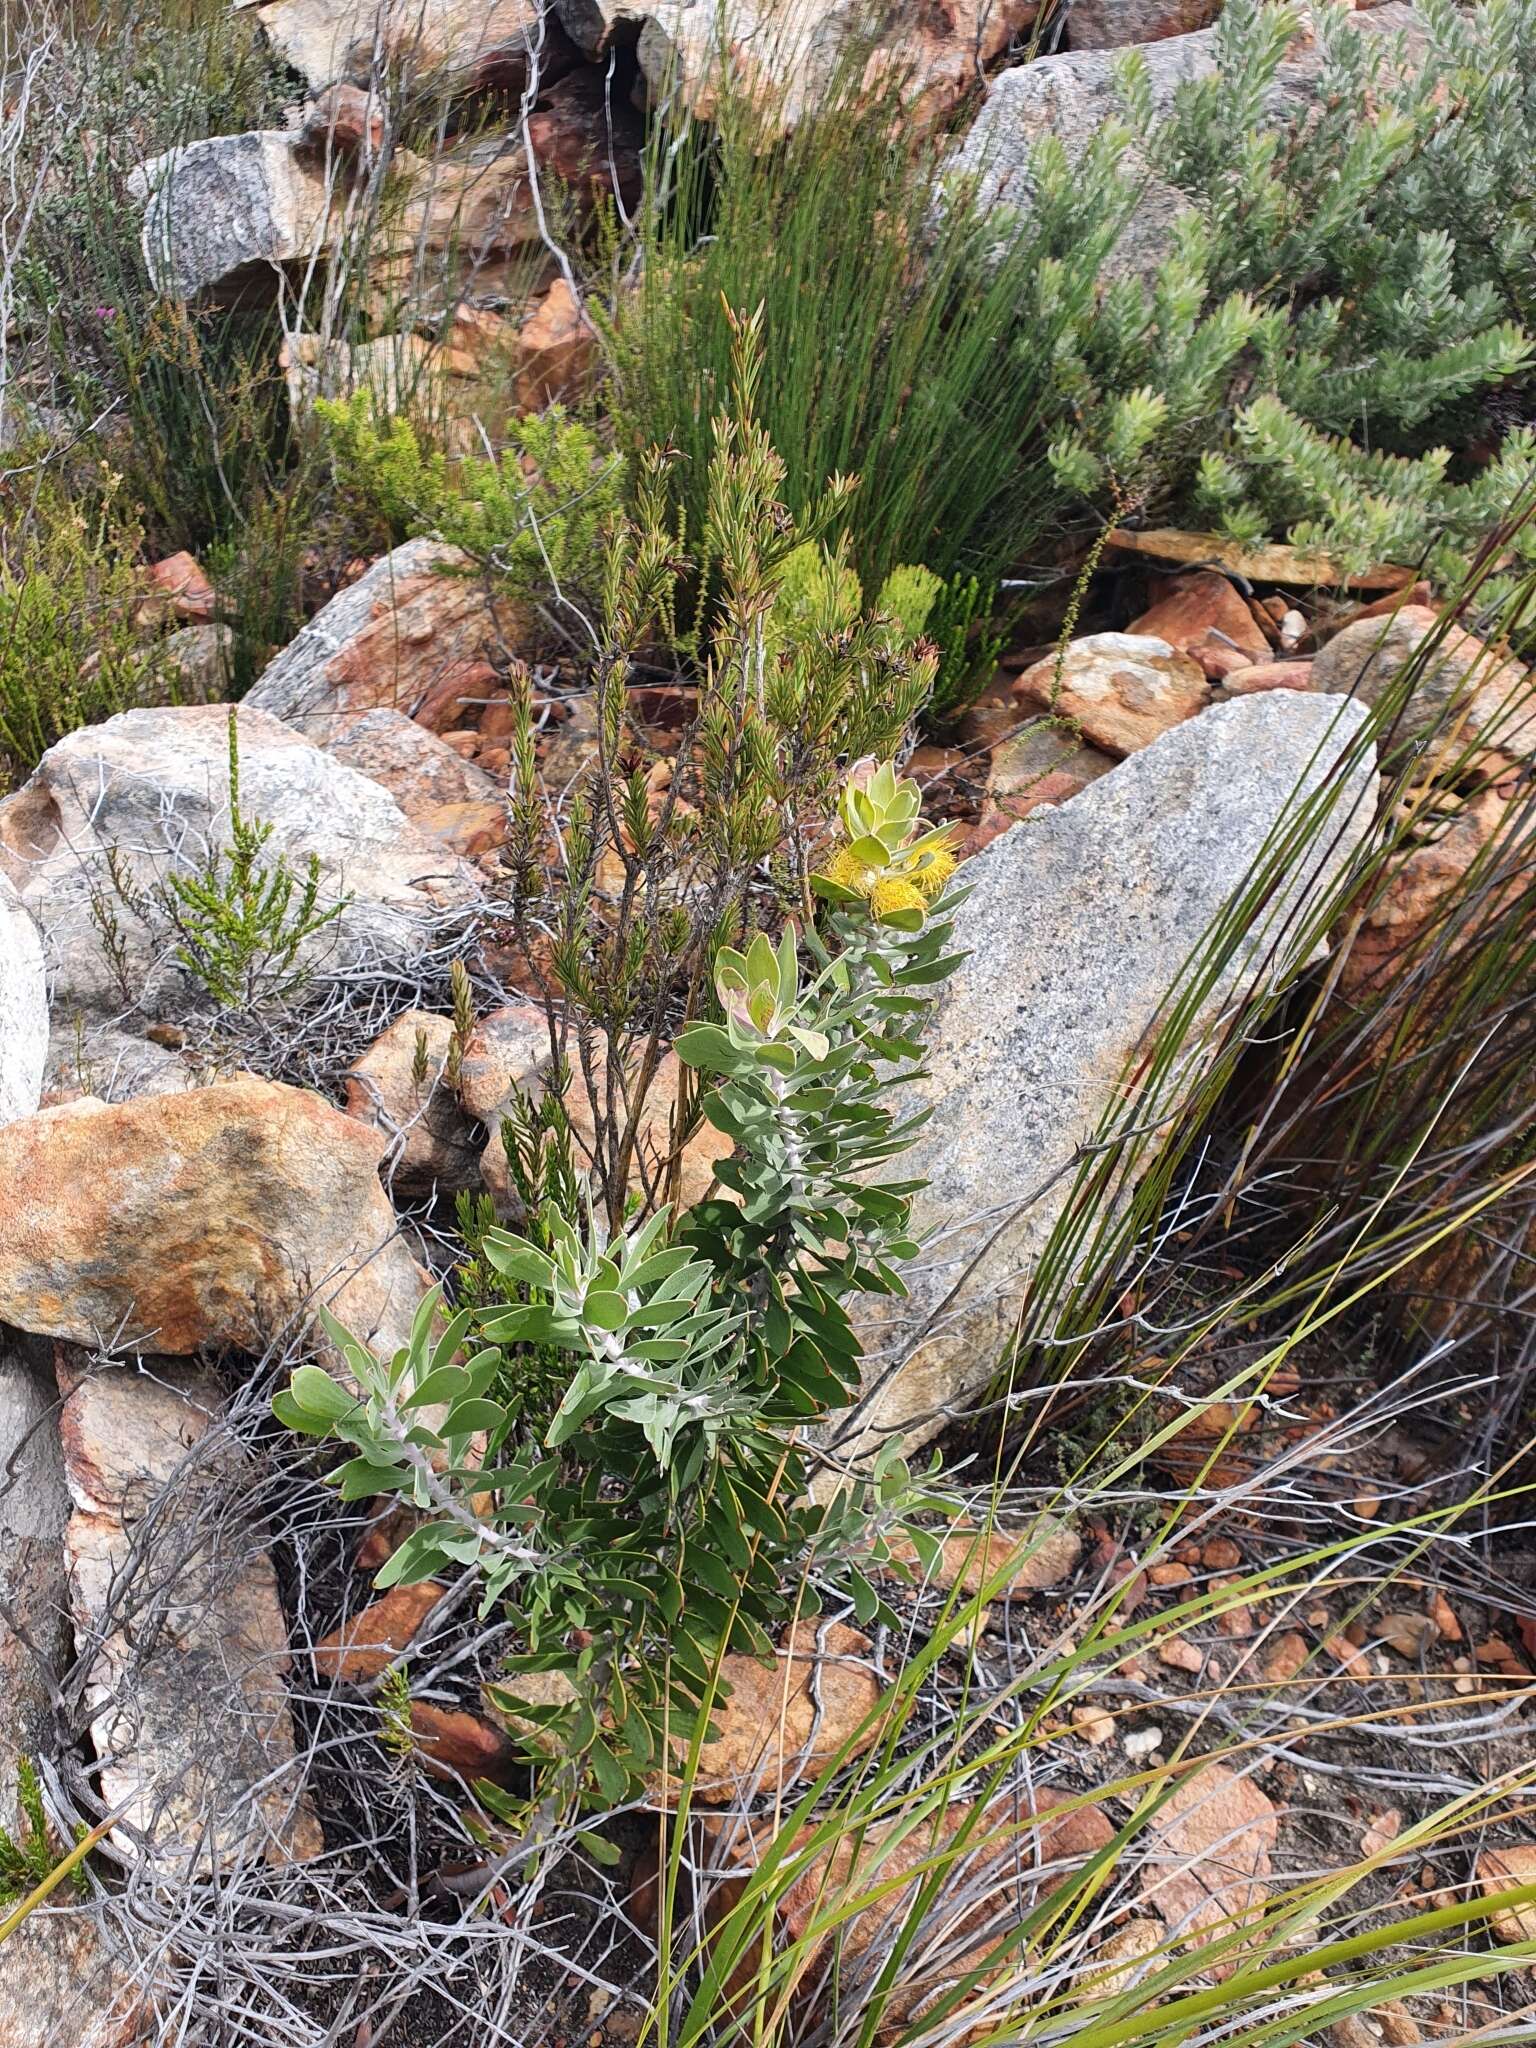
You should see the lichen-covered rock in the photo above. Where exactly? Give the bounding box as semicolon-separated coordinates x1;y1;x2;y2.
0;871;46;1126
1311;604;1536;758
558;0;1038;132
245;539;509;740
831;692;1377;1463
1014;633;1210;754
130;130;335;300
57;1353;323;1871
0;1078;429;1360
0;702;480;1016
243;0;557;94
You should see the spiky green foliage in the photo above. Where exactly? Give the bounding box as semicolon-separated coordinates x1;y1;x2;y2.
495;308;938;1228
162;709;344;1009
275;849;965;1814
0;1760;83;1906
0;474;176;786
1051;0;1536;582
316;394;625;605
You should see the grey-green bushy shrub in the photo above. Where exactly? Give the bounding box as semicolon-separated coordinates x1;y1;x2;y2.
1048;0;1536;584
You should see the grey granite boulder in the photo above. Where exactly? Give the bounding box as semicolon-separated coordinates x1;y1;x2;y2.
130;131;335;299
0;702;481;1017
829;691;1378;1465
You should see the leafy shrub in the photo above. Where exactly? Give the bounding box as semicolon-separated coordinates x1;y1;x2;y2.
1048;0;1536;585
277;769;964;1813
316;393;625;605
614;1;1536;617
490;309;937;1227
0;474;174;787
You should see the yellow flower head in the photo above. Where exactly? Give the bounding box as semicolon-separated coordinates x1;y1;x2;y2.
869;876;927;922
903;842;957;901
824;845;875;895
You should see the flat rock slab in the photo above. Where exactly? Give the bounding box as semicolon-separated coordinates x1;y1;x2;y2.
833;692;1376;1462
57;1352;322;1873
0;701;480;1017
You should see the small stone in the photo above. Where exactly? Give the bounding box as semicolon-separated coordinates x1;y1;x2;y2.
457;1001;548;1123
1377;1611;1438;1660
1327;2018;1379;2048
1149;1561;1193;1587
1076;1917;1165;1999
1477;1845;1536;1941
1218;661;1315;695
407;1702;520;1783
299;82;385;154
1362;1809;1402;1857
1126;569;1270;679
1326;1633;1372;1680
1123;1725;1164;1757
660;1621;886;1805
887;1515;1082;1598
513;276;595;411
244;539;516;743
1072;1704;1116;1746
1014;633;1210;755
141;548;216;624
1203;1536;1242;1570
1376;1999;1422;2045
1428;1591;1462;1643
1159;1635;1204;1674
312;1583;446;1684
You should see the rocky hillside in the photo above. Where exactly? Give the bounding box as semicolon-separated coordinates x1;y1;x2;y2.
1;0;1535;2043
